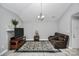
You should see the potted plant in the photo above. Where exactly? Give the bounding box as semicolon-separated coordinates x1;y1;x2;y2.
12;19;18;28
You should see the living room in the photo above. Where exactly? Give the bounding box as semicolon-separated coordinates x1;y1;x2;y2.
0;1;79;56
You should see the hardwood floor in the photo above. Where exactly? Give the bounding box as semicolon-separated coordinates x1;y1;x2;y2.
2;50;67;56
2;48;79;56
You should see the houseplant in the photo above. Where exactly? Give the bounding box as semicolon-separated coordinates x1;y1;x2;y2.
12;19;18;28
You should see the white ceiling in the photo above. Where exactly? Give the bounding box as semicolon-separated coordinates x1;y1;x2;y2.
0;3;72;22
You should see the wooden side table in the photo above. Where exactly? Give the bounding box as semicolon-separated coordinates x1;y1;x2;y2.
34;35;39;41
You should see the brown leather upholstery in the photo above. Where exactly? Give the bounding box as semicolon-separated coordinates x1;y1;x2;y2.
48;32;69;49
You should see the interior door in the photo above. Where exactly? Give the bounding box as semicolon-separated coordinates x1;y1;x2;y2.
72;15;79;48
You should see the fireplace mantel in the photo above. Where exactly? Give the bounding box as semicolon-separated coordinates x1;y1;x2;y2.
6;29;14;32
7;29;14;50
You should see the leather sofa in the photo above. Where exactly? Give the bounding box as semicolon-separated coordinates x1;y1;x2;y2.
10;36;26;50
48;32;69;49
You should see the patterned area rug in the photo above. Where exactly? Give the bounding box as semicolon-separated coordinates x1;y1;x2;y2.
16;41;61;52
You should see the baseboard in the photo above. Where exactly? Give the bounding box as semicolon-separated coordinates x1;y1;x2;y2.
68;47;73;49
0;49;8;56
26;39;48;41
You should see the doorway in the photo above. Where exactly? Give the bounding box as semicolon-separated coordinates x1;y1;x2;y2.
71;12;79;48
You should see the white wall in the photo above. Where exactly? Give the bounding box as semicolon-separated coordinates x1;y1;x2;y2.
22;3;69;40
24;20;58;40
0;5;22;55
0;3;70;41
59;4;79;48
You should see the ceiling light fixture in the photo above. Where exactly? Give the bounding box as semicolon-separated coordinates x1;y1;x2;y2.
37;1;45;21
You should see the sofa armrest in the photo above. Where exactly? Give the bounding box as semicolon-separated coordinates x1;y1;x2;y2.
54;41;66;46
48;36;54;40
48;36;58;40
55;41;64;43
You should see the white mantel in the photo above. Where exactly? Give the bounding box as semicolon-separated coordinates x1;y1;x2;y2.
6;29;14;50
6;29;14;32
6;29;14;38
7;29;14;38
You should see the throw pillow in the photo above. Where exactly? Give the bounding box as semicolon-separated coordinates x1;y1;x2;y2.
58;37;64;41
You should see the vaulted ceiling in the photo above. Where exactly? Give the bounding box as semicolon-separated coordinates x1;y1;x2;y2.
0;3;72;22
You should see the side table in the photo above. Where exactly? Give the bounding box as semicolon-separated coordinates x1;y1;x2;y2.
34;35;39;41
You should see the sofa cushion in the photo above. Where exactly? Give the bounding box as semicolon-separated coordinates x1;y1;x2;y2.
58;37;64;41
54;36;58;40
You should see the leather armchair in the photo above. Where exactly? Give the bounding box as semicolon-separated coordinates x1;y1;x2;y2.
48;32;69;49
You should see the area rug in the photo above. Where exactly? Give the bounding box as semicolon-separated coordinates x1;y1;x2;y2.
16;41;61;52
